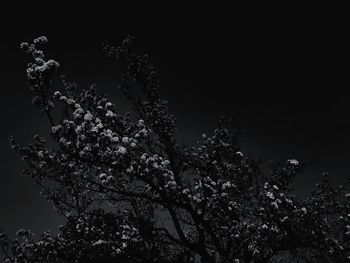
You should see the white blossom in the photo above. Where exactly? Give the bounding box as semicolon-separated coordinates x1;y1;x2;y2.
84;113;93;121
66;98;75;105
106;110;115;117
53;91;61;97
287;159;299;165
98;173;107;181
91;126;99;133
59;96;67;102
92;239;107;246
266;191;274;199
137;119;145;127
51;125;61;134
271;201;279;209
122;137;129;144
117;146;127;155
73;108;84;119
33;36;48;44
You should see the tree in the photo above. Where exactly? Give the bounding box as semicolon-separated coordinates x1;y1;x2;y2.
1;36;350;262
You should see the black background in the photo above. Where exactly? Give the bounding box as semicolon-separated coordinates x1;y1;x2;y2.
0;5;349;238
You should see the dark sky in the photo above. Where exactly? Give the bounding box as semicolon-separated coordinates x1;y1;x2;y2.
0;7;349;238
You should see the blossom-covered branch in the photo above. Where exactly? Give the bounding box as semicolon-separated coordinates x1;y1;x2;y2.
2;36;350;262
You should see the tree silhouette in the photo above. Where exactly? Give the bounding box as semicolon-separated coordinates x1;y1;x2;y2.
1;36;350;262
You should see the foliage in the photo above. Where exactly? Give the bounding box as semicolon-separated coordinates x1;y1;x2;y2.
1;36;350;262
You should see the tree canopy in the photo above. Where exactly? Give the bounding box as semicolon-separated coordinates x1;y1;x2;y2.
1;36;350;262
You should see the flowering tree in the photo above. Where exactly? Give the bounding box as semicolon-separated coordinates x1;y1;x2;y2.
1;36;350;263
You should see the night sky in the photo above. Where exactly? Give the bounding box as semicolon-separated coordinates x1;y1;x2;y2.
0;8;349;238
